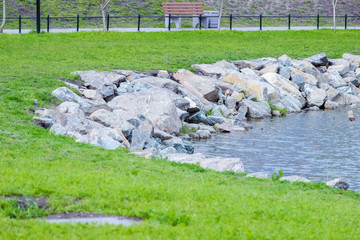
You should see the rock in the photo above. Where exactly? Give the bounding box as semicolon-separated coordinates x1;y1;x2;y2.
159;147;178;157
290;59;322;78
280;175;311;183
130;121;154;151
196;130;211;139
144;138;163;151
239;99;271;119
348;110;355;121
278;95;303;113
306;88;326;107
82;89;97;99
183;122;216;133
326;177;349;190
131;77;179;93
117;82;134;95
157;70;170;79
290;68;318;86
262;72;305;107
252;57;278;68
345;94;360;105
278;67;291;79
337;86;353;95
166;153;244;173
231;60;263;70
133;82;153;92
33;117;55;129
108;88;182;134
52;87;93;109
153;129;173;141
133;148;158;159
225;96;237;110
32;99;38;106
331;92;346;106
177;108;189;121
343;53;360;68
98;136;122;150
212;105;231;118
232;91;245;101
183;96;200;113
89;109;133;138
174;69;219;102
246;172;269;179
260;63;280;75
221;70;279;101
163;138;194;154
328;59;350;76
304;52;329;66
192;60;238;75
272;110;281;116
187;111;215;125
322;71;348;88
324;100;339;110
290;74;305;89
306;106;320;111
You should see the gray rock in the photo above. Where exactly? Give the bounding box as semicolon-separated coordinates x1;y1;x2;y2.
239;99;271;119
290;68;318;86
213;105;231;118
324;100;339;110
326;177;349;190
166;153;244;173
260;63;280;75
89;109;133;138
328;59;351;76
196;130;211;139
301;83;318;96
343;53;360;68
207;116;226;124
133;148;158;159
306;89;326;107
280;175;311;183
98;136;122;150
108;88;182;134
144;138;163;151
80;104;112;116
153;129;173;141
337;86;353;95
132;76;179;93
306;106;320;111
231;60;263;70
183;122;216;133
246;172;269;179
225;96;237;110
188;111;216;125
33;117;55;129
330;92;346;106
130;121;154;151
52;87;93;109
304;52;329;66
133;82;153;92
159;147;178;157
272;110;281;116
157;70;170;79
177;108;189;121
192;60;238;75
174;69;220;102
278;67;291;79
322;71;348;88
164;137;194;154
117;82;133;95
215;122;245;132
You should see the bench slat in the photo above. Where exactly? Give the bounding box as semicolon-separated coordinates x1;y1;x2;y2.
162;2;204;15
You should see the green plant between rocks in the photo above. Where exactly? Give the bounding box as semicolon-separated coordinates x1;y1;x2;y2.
267;100;288;116
271;170;285;181
179;125;197;136
205;107;214;116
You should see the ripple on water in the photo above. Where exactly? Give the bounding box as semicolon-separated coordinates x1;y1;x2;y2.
193;107;360;191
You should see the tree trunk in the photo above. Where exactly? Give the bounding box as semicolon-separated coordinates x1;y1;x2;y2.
217;0;224;31
100;4;106;31
0;0;6;34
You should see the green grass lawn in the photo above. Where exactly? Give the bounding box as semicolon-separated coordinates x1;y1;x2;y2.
1;30;360;239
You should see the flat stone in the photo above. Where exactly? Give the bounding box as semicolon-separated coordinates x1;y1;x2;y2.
326;177;349;190
192;60;238;75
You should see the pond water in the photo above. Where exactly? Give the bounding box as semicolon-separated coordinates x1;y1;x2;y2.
193;107;360;191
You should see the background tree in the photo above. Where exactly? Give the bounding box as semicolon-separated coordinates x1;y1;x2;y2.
0;0;5;34
217;0;224;31
99;0;110;31
330;0;339;32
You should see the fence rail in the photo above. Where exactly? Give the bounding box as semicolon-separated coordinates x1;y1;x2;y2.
5;14;360;34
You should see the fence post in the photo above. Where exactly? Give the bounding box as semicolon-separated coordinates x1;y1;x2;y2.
107;14;110;31
230;14;232;30
345;14;348;29
76;14;80;32
36;0;41;33
137;14;141;31
288;14;291;30
168;14;171;31
317;14;320;29
19;15;21;34
199;14;202;30
47;14;50;32
260;14;262;30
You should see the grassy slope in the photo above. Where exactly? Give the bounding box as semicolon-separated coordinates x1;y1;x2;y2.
0;30;360;239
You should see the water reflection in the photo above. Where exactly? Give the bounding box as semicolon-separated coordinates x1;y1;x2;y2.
193;108;360;191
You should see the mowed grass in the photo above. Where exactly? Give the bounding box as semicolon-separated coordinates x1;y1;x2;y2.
0;30;360;239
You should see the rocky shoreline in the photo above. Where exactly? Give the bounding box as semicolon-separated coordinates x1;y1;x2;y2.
34;52;360;190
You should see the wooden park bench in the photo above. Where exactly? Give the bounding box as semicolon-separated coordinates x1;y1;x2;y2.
162;2;209;29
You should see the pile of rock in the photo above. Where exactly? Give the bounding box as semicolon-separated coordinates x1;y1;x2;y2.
33;52;360;174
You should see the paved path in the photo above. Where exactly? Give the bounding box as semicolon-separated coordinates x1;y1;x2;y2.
4;26;360;34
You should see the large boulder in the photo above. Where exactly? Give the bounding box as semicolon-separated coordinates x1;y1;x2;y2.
52;87;93;109
131;77;180;93
239;99;271;119
262;72;305;107
89;109;133;138
166;153;244;173
326;178;349;190
174;69;220;102
306;88;326;107
192;60;238;75
328;59;352;76
289;68;318;86
322;71;348;88
343;53;360;68
221;70;279;101
108;88;182;134
304;52;329;66
230;60;264;70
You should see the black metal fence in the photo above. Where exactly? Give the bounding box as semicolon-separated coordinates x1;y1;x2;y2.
5;14;360;34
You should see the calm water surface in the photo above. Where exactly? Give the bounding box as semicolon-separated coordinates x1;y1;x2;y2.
193;107;360;191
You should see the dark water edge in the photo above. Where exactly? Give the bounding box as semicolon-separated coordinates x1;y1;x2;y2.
193;107;360;191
